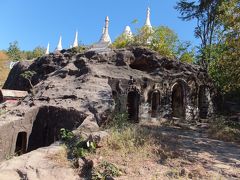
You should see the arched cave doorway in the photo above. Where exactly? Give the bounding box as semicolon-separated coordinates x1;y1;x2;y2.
15;132;27;156
198;86;209;119
172;82;186;118
27;106;86;152
127;91;140;123
151;90;160;117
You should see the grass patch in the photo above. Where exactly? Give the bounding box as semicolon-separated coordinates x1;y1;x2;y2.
101;112;155;158
92;161;122;180
208;116;240;143
46;146;70;167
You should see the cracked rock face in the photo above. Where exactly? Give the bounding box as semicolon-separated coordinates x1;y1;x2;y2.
0;47;217;161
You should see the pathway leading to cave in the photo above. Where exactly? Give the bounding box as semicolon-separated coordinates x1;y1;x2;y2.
141;121;240;179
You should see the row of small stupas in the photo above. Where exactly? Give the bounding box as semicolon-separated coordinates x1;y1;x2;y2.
45;7;152;54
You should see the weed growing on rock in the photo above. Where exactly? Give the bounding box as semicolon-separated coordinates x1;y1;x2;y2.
60;128;97;160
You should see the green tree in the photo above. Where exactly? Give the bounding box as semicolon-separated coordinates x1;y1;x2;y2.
133;26;154;47
20;70;36;90
112;25;195;63
32;46;45;58
112;34;132;49
7;41;22;61
208;0;240;94
175;0;224;68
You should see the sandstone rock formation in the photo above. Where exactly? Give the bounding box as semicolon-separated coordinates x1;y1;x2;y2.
0;47;217;162
0;144;79;180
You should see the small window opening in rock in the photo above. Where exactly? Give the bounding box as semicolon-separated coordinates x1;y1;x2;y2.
199;86;209;119
15;132;27;156
151;90;160;117
172;83;185;118
127;91;140;123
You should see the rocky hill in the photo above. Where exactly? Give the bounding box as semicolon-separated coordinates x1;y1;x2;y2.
0;47;221;179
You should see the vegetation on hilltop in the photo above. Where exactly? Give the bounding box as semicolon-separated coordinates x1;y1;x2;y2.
176;0;240;97
0;42;46;86
7;41;45;61
112;26;195;64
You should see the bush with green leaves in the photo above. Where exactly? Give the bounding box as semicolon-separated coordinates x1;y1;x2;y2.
106;112;129;130
92;161;122;180
70;46;87;53
60;128;97;159
111;34;132;49
7;41;22;61
112;25;195;63
20;70;36;89
208;116;240;143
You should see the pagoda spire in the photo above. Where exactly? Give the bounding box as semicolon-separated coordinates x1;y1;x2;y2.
145;7;152;29
45;42;50;55
56;35;63;51
73;30;78;48
99;16;111;44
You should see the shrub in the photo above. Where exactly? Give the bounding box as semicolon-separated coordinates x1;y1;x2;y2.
208;116;240;143
92;161;122;180
60;128;97;159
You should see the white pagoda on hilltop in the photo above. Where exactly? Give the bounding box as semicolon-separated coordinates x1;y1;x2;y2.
55;36;63;52
50;7;153;52
145;7;152;30
90;16;112;50
72;30;78;48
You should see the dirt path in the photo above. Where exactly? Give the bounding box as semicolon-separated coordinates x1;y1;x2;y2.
141;121;240;179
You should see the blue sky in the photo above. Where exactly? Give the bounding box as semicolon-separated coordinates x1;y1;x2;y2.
0;0;199;51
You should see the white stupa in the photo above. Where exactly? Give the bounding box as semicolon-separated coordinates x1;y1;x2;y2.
45;43;50;55
145;7;152;29
144;7;153;44
90;16;112;51
99;16;111;44
123;26;133;39
56;36;63;51
72;30;78;48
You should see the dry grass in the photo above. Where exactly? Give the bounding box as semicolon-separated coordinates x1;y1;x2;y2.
46;145;70;167
208;116;240;143
87;119;236;179
88;122;211;179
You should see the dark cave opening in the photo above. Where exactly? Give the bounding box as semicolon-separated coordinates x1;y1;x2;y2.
15;132;27;156
27;106;86;152
151;90;160;117
127;91;140;123
172;83;185;118
199;86;209;119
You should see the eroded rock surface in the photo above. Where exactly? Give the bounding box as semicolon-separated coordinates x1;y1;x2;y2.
0;145;79;180
0;47;217;162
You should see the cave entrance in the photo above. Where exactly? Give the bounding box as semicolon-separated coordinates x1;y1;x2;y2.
27;106;85;152
172;82;185;118
127;91;140;123
198;86;209;119
151;90;160;117
15;132;27;156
